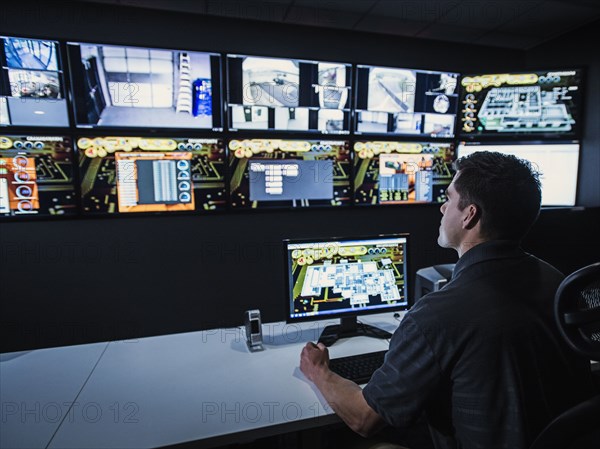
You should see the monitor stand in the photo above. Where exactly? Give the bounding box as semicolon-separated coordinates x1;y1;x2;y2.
317;316;392;347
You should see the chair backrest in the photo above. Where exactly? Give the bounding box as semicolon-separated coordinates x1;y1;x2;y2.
529;262;600;449
555;262;600;361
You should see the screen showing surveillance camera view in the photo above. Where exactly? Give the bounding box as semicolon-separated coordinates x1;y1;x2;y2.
0;36;69;127
354;140;456;205
228;138;351;209
67;42;223;130
459;69;582;136
77;136;226;214
355;65;459;138
0;135;77;217
227;55;351;134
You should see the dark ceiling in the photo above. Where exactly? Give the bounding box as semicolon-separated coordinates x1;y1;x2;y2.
76;0;600;50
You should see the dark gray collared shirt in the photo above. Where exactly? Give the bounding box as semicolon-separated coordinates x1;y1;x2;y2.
363;240;594;449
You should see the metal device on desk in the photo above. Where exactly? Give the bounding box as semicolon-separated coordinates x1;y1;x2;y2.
244;309;264;352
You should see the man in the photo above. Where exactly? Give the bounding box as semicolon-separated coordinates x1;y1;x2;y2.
300;151;594;449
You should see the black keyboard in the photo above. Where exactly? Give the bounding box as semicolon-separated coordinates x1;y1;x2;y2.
329;350;387;384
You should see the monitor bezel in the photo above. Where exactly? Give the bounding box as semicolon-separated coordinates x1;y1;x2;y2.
283;232;410;324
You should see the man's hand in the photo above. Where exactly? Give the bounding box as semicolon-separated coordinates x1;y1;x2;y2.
298;341;385;437
300;341;330;383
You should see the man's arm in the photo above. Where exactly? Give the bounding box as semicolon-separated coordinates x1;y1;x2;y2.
300;342;386;437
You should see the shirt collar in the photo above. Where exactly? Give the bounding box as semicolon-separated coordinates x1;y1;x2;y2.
452;240;524;280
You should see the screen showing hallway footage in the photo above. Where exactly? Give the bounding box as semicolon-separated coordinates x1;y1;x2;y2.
228;138;351;209
353;141;455;205
67;42;222;130
355;65;459;138
0;135;77;218
287;237;408;320
459;69;582;137
77;136;226;215
0;36;70;127
227;54;351;134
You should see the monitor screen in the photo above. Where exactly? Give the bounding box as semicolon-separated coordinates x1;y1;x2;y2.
355;65;459;137
228;138;351;209
67;42;222;130
459;69;582;137
227;54;351;134
0;135;77;218
1;36;69;127
77;136;226;215
285;234;409;322
457;141;579;207
354;140;456;205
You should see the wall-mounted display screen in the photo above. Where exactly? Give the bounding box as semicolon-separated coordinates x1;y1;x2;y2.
0;36;69;127
77;136;226;214
457;141;579;206
228;138;351;208
354;140;455;205
0;135;76;217
459;69;582;137
227;55;351;134
355;65;459;138
67;42;222;130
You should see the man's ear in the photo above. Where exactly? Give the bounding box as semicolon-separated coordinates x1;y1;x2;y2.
462;203;481;230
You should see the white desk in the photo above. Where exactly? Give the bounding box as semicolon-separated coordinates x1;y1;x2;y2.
46;314;401;449
0;342;109;449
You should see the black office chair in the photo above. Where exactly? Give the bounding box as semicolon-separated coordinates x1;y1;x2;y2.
529;262;600;449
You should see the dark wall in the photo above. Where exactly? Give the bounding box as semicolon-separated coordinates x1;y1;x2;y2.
525;19;600;208
1;2;598;352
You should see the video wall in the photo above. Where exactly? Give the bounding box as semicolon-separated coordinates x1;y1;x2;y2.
0;34;585;219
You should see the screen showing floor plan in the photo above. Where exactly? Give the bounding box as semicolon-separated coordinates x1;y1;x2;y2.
457;141;579;206
0;135;76;218
285;235;409;320
459;69;582;137
77;136;226;214
228;138;351;208
354;140;455;205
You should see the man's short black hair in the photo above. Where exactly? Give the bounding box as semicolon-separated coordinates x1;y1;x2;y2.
453;151;542;240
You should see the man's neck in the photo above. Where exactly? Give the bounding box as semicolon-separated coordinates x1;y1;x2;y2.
457;237;488;258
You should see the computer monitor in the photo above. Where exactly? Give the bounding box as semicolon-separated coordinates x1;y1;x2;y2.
355;64;459;137
0;135;77;218
67;42;222;130
353;140;456;205
1;36;70;127
229;138;351;209
459;69;583;137
457;140;580;207
77;136;226;215
284;234;409;346
227;54;352;134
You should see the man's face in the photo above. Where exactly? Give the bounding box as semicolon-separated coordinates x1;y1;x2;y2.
438;179;464;250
